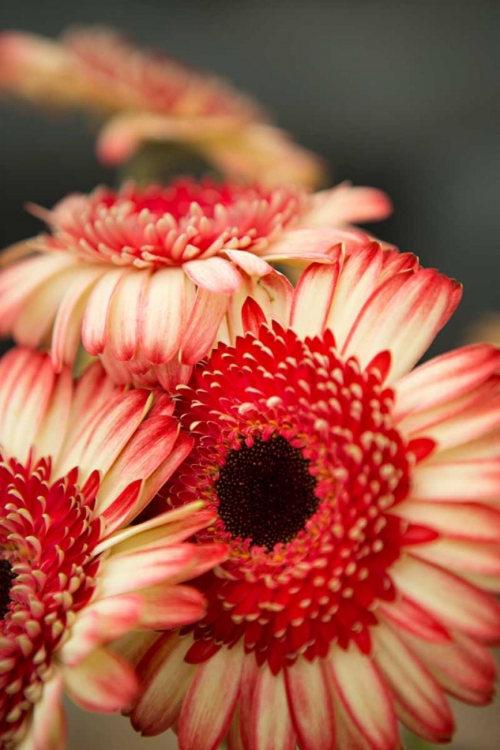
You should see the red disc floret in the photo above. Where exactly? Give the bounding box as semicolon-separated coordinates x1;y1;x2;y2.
163;324;425;674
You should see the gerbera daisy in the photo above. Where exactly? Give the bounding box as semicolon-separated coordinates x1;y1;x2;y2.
0;178;391;391
0;26;323;187
0;347;225;748
126;241;500;750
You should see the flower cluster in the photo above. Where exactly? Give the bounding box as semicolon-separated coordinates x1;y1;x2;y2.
0;22;499;750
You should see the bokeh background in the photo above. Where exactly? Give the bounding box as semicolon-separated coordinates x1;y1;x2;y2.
1;0;499;748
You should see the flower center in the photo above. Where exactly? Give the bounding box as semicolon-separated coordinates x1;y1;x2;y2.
0;558;15;620
47;179;303;268
216;436;318;550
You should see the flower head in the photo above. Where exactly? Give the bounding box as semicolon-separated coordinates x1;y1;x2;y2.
126;242;500;750
0;178;391;390
0;347;225;748
0;26;323;187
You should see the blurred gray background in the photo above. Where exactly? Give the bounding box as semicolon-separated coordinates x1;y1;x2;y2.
1;0;499;747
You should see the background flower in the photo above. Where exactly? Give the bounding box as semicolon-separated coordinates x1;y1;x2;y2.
124;242;500;750
0;178;391;390
0;26;324;187
0;347;226;748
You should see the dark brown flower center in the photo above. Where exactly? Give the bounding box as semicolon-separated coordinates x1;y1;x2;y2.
215;436;318;550
0;557;15;620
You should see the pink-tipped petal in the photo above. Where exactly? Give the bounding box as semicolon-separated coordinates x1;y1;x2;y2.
81;267;124;355
343;269;462;384
181;287;230;365
17;673;66;750
391;555;500;641
394;500;500;541
106;269;150;361
62;648;138;714
263;228;344;262
184;256;243;294
178;646;243;750
304;182;393;227
224;249;272;277
251;666;296;750
393;344;500;422
138;267;186;364
131;634;195;736
285;658;336;750
328;645;398;750
373;623;454;743
290;259;341;338
136;584;207;630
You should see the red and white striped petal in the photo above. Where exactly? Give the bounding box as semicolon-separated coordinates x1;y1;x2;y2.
377;596;451;643
105;269;151;362
290;259;342;338
51;265;105;370
410;460;500;503
131;634;195;736
393;500;500;541
0;348;58;462
138;267;187;363
372;624;454;743
178;645;244;750
183;256;243;294
180;287;230;365
304;183;393;227
410;538;500;578
328;645;398;750
62;648;137;714
262;228;343;262
285;657;336;750
134;584;207;630
395;629;497;705
251;666;296;750
60;594;143;667
391;555;500;641
393;344;500;422
342;269;461;384
81;267;124;355
18;673;66;750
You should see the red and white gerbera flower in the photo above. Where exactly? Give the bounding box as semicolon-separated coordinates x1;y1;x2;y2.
0;178;391;390
0;347;225;749
0;26;323;187
125;241;500;750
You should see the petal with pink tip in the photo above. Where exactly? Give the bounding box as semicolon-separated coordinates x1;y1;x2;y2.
0;253;75;335
343;269;462;384
251;667;296;750
372;623;454;743
395;629;496;706
18;673;66;750
57;388;151;480
178;646;243;750
138;267;186;364
393;344;500;422
50;265;105;370
263;228;343;262
62;648;137;713
391;555;500;641
224;248;272;277
285;658;336;750
81;267;125;355
304;183;393;227
184;256;243;294
328;645;398;750
60;595;143;666
290;260;341;338
410;459;500;502
410;537;500;577
106;269;150;361
97;543;199;598
131;634;195;735
394;500;500;541
181;287;230;365
0;348;58;462
136;584;207;630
